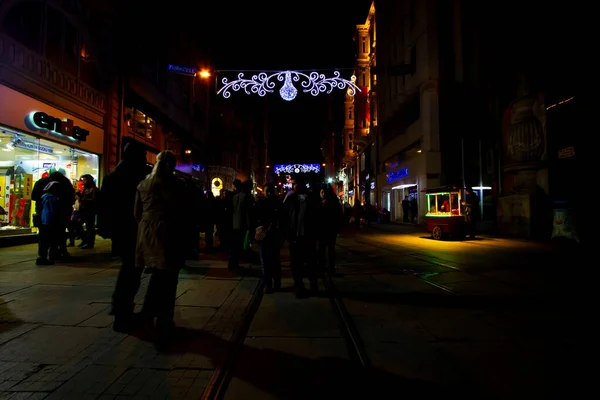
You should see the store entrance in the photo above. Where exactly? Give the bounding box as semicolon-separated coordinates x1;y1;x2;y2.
0;127;100;236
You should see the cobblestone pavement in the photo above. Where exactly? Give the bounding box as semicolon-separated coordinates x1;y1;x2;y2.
0;230;584;399
329;230;581;400
0;238;260;399
222;229;581;400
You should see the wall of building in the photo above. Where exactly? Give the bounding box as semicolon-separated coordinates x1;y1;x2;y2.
374;0;443;222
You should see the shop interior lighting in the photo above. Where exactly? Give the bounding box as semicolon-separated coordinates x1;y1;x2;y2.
472;186;491;190
4;137;22;151
391;183;417;190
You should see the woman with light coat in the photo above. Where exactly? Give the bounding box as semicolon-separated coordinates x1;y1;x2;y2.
135;151;188;340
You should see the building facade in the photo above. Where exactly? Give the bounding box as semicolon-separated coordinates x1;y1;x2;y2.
206;98;271;196
0;0;106;237
375;0;443;223
89;0;208;184
0;0;226;239
375;0;499;224
343;0;377;207
374;0;582;239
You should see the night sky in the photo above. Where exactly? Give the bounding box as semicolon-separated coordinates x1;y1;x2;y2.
107;0;372;165
200;0;373;164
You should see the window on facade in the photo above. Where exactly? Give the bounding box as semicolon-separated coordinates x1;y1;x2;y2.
400;24;405;50
79;41;102;89
372;101;377;125
45;6;64;67
409;0;417;30
348;110;353;120
2;2;43;52
411;46;417;74
126;108;156;140
45;6;80;77
62;20;79;76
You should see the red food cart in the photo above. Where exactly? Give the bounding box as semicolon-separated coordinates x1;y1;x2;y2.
423;185;465;240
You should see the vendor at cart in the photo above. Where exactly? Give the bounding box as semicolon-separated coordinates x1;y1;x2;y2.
461;188;478;238
440;199;450;213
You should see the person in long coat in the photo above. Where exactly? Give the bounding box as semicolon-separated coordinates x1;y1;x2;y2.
134;151;188;340
98;141;148;332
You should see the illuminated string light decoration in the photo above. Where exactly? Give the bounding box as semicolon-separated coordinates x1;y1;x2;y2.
274;164;321;174
217;71;360;101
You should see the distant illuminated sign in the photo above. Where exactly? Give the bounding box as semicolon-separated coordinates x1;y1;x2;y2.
387;168;408;184
167;64;197;76
274;164;320;174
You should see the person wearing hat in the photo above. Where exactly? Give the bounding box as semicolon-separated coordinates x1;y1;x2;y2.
76;174;98;249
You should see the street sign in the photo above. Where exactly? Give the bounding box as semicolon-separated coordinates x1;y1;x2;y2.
167;64;197;76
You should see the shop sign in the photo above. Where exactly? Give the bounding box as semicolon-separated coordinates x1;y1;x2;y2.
558;146;575;159
23;174;33;200
28;111;89;142
387;168;409;184
42;162;56;169
15;141;53;155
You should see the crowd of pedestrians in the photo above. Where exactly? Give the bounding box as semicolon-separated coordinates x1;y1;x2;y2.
30;141;348;346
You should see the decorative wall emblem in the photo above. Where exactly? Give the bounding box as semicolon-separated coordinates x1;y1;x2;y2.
508;97;544;163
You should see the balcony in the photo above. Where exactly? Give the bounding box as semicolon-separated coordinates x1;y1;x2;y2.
0;34;105;115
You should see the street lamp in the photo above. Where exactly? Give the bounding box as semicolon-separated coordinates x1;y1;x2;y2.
195;69;212;150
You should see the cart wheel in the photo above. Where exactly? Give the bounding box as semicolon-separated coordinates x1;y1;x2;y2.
432;226;443;240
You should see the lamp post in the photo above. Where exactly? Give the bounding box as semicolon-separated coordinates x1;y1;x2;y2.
197;69;211;141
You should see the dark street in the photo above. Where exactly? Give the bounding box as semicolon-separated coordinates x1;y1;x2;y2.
0;0;582;398
0;226;581;399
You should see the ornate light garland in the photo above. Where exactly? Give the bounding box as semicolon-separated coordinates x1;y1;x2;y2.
217;71;360;101
274;163;321;174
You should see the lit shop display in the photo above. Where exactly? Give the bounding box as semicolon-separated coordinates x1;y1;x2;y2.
424;186;464;240
0;129;99;236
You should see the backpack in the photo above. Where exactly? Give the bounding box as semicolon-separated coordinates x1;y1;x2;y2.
40;193;59;225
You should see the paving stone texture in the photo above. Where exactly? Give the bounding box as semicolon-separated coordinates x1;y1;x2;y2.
0;229;584;400
0;238;260;399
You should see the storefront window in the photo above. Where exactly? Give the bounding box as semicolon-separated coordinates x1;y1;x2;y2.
126;108;155;140
0;128;99;236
